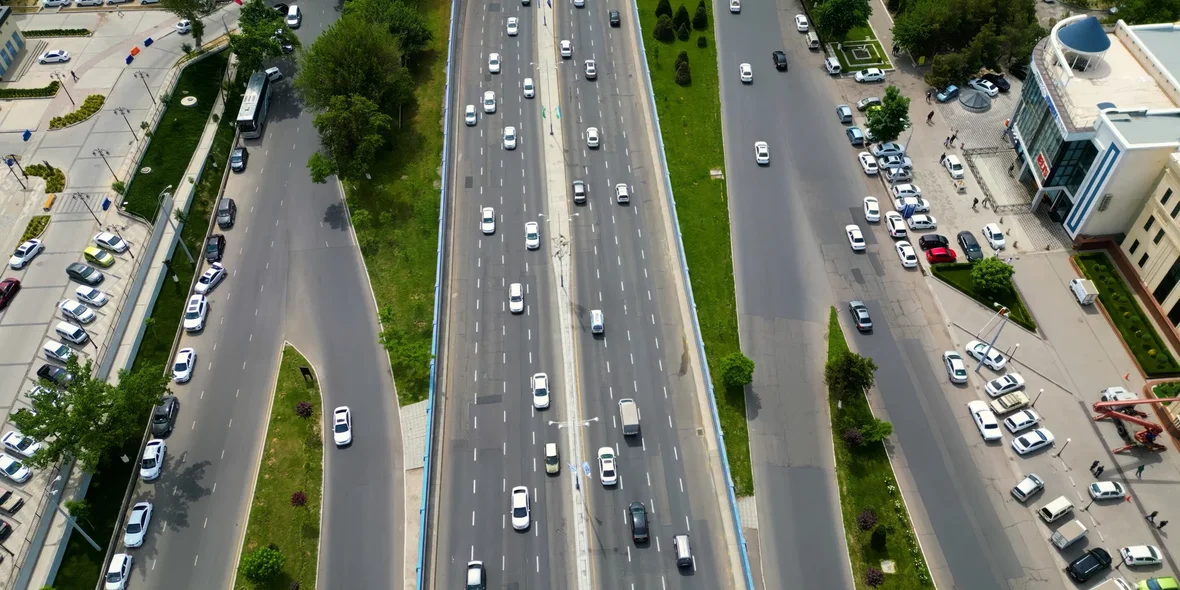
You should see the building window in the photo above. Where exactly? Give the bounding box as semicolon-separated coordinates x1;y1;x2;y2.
1156;230;1166;245
1154;257;1180;304
1130;239;1141;254
1140;253;1150;268
1145;216;1156;232
1170;298;1180;327
1171;200;1180;219
1165;188;1175;206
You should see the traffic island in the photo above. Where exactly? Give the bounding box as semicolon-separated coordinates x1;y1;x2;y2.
929;262;1037;332
234;345;323;590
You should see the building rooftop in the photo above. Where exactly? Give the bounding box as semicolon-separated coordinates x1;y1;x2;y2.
1131;23;1180;91
1103;109;1180;146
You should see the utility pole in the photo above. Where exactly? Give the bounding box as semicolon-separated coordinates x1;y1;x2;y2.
4;154;27;178
974;306;1011;373
158;186;195;264
113;107;138;139
134;71;155;104
49;71;75;106
93;148;119;182
4;158;26;190
71;193;103;226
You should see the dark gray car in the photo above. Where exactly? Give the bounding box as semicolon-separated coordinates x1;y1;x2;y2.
66;262;104;285
217;198;237;229
151;396;178;436
957;231;984;262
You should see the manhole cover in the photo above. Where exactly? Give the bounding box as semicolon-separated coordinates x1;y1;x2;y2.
140;167;152;174
180;96;198;107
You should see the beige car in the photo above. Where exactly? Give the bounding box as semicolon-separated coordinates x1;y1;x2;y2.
544;443;559;474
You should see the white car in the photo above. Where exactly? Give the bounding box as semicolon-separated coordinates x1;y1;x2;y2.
1120;545;1162;567
76;285;109;307
43;340;73;363
0;453;30;483
465;105;477;126
871;142;905;158
43;0;70;6
985;373;1025;397
884;211;906;239
503;126;517;150
890;183;921;199
615;183;630;204
739;63;752;83
794;14;809;31
488;53;501;73
532;372;550;409
123;502;153;548
140;439;165;481
94;232;129;253
175;19;192;34
1003;409;1041;433
754;141;769;165
965;340;1006;370
846;225;865;251
967;400;1002;441
182;294;208;332
106;554;132;590
729;0;740;12
855;68;885;83
9;239;44;269
483;90;496;113
982;223;1005;250
506;17;519;36
943;154;965;179
39;49;70;64
510;486;530;530
1089;480;1126;500
560;40;572;58
195;263;226;294
508;282;524;313
1011;428;1054;454
943;351;968;383
480;207;496;234
584;59;597;79
906;215;937;230
877;155;914;170
857;152;878;175
863;197;881;222
1010;473;1044;503
968;78;999;97
523;78;535;98
172;348;196;383
333;406;352;446
893;197;930;213
598;447;617;486
59;299;96;323
525;222;540;250
587;127;600;148
895;241;918;268
2;431;41;459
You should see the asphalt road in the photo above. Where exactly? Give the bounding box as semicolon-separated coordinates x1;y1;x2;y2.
715;3;1023;589
129;2;404;587
555;1;730;588
432;0;569;587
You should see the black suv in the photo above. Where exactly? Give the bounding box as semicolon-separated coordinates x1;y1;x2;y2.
918;234;949;251
37;364;73;386
230;147;248;172
205;234;226;263
772;50;788;71
609;10;620;26
629;502;649;543
151;396;179;437
956;231;984;262
1066;548;1111;582
217;198;237;229
981;73;1010;93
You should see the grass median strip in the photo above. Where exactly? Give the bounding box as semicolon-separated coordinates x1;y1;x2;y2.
929;262;1036;331
234;344;323;589
827;307;932;589
636;0;751;496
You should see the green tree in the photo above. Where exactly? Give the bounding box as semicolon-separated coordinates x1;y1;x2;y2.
673;4;691;30
229;0;300;75
654;15;675;42
865;85;910;144
971;257;1015;294
861;418;894;443
924;51;973;89
64;499;93;528
719;352;755;389
308;94;394;182
241;546;285;582
1109;0;1180;25
692;0;708;30
824;351;878;400
891;0;948;59
10;358;170;471
675;50;689;69
343;0;434;58
160;0;206;46
676;22;690;41
814;0;871;41
675;60;692;85
656;0;673;18
295;14;413;113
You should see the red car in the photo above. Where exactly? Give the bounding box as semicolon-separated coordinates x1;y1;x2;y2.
0;278;19;310
926;247;957;264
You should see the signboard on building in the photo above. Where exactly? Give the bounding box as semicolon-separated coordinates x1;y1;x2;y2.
1032;66;1069;138
1036;152;1051;180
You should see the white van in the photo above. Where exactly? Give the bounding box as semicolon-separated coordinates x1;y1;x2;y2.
1037;496;1073;523
673;534;692;567
286;5;302;28
1050;519;1087;549
807;31;820;50
824;57;841;75
590;309;604;334
55;321;89;345
1069;278;1098;305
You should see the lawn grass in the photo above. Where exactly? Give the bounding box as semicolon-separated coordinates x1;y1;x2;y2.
636;0;751;496
929;263;1037;332
234;345;323;590
121;51;229;221
51;68;241;590
1152;381;1179;406
827;307;932;589
1076;252;1180;377
339;0;450;406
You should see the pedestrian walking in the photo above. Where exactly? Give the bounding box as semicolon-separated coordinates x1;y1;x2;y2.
927;111;935;124
1008;162;1016;176
949;133;958;146
943;136;951;148
69;70;77;81
972;197;979;210
925;90;932;104
1137;465;1146;478
1096;465;1105;477
1148;511;1159;522
1159;520;1169;530
939;153;946;164
1090;460;1100;473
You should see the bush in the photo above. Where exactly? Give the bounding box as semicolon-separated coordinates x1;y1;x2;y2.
50;94;106;129
970;257;1016;295
290;490;308;507
653;15;675;42
241;546;285;582
676;22;690;41
675;50;689;68
673;4;691;29
656;0;673;18
22;28;91;38
0;81;60;99
697;35;708;47
19;215;50;243
675;60;692;85
23;164;66;193
861;417;894;443
295;401;313;418
111;179;126;195
719;352;754;388
842;428;864;447
693;0;708;29
866;567;886;587
857;509;878;531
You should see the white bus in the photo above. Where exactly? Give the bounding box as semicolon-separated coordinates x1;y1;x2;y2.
236;71;272;139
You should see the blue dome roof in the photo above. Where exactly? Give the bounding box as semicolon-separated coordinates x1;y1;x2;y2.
1057;16;1111;54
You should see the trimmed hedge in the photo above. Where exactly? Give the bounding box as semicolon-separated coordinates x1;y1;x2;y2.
24;163;66;193
0;81;60;99
23;28;92;38
50;94;106;129
18;215;50;245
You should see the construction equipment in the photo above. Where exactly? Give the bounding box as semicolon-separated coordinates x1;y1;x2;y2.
1091;398;1180;453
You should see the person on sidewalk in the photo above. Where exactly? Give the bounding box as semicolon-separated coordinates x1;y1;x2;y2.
1148;511;1159;522
1095;465;1105;477
943;136;950;148
1137;465;1146;478
927;111;935;124
1159;520;1169;530
1090;460;1100;473
972;198;979;210
949;132;958;145
939;153;946;164
925;90;932;104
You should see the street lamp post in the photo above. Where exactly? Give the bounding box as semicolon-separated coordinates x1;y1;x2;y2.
106;224;134;260
134;71;156;105
4;158;26;190
93;148;120;182
113;107;138;140
49;72;75;106
71;192;103;226
548;417;598;491
158;185;195;264
1054;437;1072;459
4;154;27;178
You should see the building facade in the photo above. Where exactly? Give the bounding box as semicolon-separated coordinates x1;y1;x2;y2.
0;7;27;81
1121;153;1180;326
